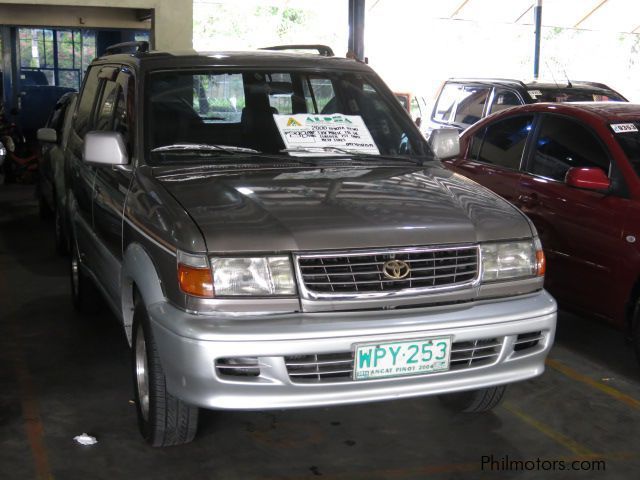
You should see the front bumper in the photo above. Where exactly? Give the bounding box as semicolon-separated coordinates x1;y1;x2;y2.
148;291;557;410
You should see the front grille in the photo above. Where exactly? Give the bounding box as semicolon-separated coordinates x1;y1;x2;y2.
296;245;479;296
285;336;503;383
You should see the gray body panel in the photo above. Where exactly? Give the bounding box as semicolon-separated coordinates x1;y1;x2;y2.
153;162;532;253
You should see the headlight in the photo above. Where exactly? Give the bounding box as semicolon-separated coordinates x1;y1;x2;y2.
211;256;297;296
481;239;545;282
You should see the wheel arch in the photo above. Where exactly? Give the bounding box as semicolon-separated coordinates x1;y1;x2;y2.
121;243;166;346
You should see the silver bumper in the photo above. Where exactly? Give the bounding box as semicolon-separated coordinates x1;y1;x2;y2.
148;291;557;410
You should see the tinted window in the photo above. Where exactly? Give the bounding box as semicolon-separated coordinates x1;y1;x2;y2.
453;86;491;127
73;66;100;135
95;80;120;131
530;115;609;181
534;88;625;103
477;115;533;169
433;84;460;122
489;89;522;114
614;122;640;178
303;76;336;113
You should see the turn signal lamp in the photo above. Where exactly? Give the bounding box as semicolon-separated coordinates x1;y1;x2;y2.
177;251;214;298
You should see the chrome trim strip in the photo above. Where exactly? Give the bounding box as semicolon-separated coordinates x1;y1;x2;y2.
294;244;481;301
123;215;177;257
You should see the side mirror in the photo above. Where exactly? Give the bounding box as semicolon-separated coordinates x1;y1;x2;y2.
37;127;57;143
428;128;460;160
0;141;6;166
83;131;128;166
565;167;610;191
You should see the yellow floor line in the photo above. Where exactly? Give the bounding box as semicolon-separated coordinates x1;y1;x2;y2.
503;402;594;456
546;358;640;411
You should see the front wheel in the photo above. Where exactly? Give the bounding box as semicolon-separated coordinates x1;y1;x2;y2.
438;385;507;413
132;302;199;447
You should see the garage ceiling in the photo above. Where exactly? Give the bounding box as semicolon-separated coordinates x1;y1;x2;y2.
369;0;640;34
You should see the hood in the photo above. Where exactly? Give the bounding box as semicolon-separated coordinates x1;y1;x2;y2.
152;162;531;253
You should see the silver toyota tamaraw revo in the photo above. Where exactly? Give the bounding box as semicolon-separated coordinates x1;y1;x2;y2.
63;42;556;446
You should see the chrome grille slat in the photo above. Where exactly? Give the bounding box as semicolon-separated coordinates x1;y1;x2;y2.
304;272;474;286
451;342;503;352
286;358;353;366
300;262;478;277
514;336;544;344
296;245;479;296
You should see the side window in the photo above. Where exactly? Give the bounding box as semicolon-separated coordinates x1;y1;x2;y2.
453;86;491;127
303;76;336;113
489;89;522;114
477;115;533;169
468;128;484;160
113;73;134;153
94;80;120;131
529;115;610;181
73;66;100;136
433;83;461;123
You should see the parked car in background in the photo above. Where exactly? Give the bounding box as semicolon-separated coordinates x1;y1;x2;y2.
65;42;556;447
394;91;428;127
37;92;77;254
426;78;627;137
442;101;640;361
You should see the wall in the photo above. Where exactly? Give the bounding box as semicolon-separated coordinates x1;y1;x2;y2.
0;0;192;50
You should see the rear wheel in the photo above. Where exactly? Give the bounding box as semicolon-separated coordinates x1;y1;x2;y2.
132;302;199;447
438;385;507;413
70;244;101;313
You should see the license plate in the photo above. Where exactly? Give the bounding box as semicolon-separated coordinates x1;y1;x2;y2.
354;337;451;380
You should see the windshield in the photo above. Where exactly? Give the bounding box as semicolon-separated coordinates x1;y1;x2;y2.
612;122;640;178
145;69;432;164
533;88;625;103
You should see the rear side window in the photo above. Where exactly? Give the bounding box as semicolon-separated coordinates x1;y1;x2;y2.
476;115;533;169
529;115;609;181
433;84;461;122
489;89;522;114
453;86;491;127
73;66;100;136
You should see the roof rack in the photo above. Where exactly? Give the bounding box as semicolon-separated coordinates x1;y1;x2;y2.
104;41;150;56
260;44;334;57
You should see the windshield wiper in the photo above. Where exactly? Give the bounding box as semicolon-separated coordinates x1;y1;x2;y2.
280;146;430;165
151;143;259;154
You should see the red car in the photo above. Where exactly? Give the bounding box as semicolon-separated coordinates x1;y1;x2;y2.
442;102;640;359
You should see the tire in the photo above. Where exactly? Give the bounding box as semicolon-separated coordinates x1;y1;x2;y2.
132;302;199;447
70;244;101;313
54;206;69;256
438;385;507;413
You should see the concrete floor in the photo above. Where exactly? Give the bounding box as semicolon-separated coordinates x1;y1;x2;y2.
1;184;640;480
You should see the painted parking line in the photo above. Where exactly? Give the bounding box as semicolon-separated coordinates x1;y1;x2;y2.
546;358;640;411
503;402;594;456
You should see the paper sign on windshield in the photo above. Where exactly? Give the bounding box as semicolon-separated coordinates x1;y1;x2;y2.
611;123;638;133
528;90;542;99
274;114;380;156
